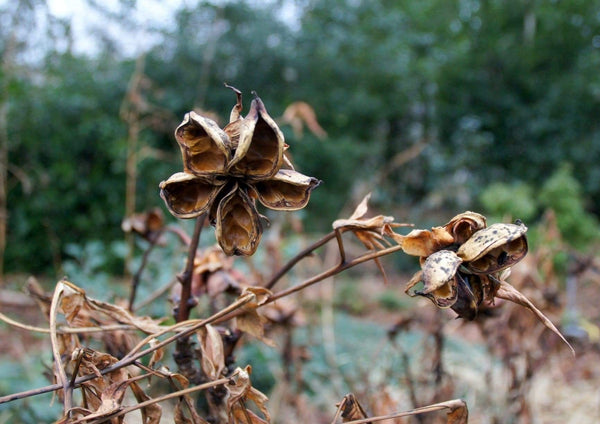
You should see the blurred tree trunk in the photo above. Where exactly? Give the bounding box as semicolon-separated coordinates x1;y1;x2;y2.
0;32;16;283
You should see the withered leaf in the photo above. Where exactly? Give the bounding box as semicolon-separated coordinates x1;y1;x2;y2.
495;278;575;355
445;399;469;424
130;381;162;424
74;379;128;423
197;324;225;381
340;393;370;423
235;287;275;347
227;366;271;424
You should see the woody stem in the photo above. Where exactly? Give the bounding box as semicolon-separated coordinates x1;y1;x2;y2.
177;214;205;323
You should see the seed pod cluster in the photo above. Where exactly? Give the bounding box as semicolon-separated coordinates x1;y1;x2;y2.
403;212;528;320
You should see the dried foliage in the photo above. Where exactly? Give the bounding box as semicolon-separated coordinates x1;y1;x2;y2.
1;87;587;424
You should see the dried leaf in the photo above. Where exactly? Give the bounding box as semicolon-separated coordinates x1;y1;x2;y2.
159;172;225;219
175;111;231;175
75;379;129;423
121;208;165;241
340;393;370;422
227;366;271;423
197;324;225;381
215;184;262;256
228;95;284;179
495;278;575;355
130;381;162;424
147;338;164;369
235;287;275;347
254;168;321;210
445;399;469;424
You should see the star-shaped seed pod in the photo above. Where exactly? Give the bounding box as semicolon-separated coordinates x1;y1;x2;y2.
160;88;321;256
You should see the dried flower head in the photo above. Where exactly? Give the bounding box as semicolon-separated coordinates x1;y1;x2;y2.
390;212;573;353
160;86;320;256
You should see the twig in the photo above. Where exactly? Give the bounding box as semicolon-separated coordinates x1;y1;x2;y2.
330;396;347;424
177;214;205;323
133;277;177;312
129;229;164;311
0;293;254;405
74;377;232;424
265;230;337;289
0;312;137;334
48;281;72;416
339;399;467;423
268;243;405;303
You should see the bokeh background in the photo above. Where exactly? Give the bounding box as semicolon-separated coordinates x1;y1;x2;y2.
1;0;600;422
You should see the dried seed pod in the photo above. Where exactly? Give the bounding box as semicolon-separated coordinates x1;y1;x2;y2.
394;227;455;257
450;273;480;320
254;169;321;210
417;250;463;308
458;222;528;274
228;95;284;179
215;184;262;256
443;211;487;245
159;172;225;218
175;112;231;175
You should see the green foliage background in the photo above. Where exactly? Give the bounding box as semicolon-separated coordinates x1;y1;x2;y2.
2;0;600;275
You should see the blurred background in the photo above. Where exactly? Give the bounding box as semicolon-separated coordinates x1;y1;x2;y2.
1;0;600;422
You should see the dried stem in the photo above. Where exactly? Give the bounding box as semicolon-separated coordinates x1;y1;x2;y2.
0;292;254;405
75;377;231;424
0;311;137;333
133;277;177;312
265;230;337;289
330;394;348;424
128;228;165;311
177;214;206;323
48;281;72;415
268;243;404;303
338;399;467;424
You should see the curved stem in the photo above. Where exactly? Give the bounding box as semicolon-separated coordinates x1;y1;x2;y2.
265;230;337;289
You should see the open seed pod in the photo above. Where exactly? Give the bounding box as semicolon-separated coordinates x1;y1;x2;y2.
443;211;487;245
159;172;225;219
215;183;262;256
175;112;231;175
458;222;528;274
254;169;321;210
450;272;483;320
228;95;284;179
415;249;463;308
